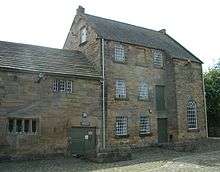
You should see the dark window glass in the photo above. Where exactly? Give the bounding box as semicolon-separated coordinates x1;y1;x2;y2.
24;120;30;133
8;119;14;133
16;119;22;132
32;120;37;133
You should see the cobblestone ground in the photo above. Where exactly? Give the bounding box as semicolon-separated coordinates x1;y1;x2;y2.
0;138;220;172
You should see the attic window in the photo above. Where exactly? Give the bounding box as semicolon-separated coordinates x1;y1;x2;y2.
115;44;125;62
80;27;87;44
153;50;163;68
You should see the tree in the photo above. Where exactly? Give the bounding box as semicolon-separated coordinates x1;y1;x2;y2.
204;59;220;136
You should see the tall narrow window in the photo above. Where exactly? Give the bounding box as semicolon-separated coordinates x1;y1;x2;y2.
140;116;150;134
80;27;87;44
139;81;149;100
66;81;72;93
8;119;14;133
53;80;59;92
32;119;37;133
153;50;163;67
187;101;197;129
115;116;128;136
16;119;22;133
116;80;126;98
24;119;30;133
59;80;65;92
115;44;125;62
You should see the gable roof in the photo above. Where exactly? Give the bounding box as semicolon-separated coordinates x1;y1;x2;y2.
85;14;202;63
0;41;100;78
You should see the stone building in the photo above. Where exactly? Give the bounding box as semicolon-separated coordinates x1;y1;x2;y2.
0;6;207;157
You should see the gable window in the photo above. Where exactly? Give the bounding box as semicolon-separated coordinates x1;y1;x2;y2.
115;44;125;62
115;116;128;136
153;50;163;67
140;115;150;135
53;80;72;93
139;81;149;100
80;27;87;44
8;118;38;134
187;100;197;129
116;80;126;98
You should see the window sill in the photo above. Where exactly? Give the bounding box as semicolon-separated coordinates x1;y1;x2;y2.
114;97;129;101
153;65;165;69
187;128;200;132
8;132;38;135
115;134;129;139
135;63;149;68
79;41;88;46
113;60;127;65
139;132;152;137
137;97;149;102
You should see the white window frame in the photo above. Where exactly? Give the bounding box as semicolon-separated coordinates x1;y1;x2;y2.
139;81;149;100
116;80;126;98
53;80;59;92
114;44;125;62
59;80;65;92
140;115;150;134
80;27;87;44
187;101;198;129
115;116;128;136
153;50;163;67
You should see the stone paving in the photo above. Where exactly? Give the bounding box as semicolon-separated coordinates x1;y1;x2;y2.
0;139;220;172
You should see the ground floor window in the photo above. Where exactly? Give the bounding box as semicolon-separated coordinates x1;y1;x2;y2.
8;118;38;134
140;116;150;134
187;100;197;129
115;116;128;136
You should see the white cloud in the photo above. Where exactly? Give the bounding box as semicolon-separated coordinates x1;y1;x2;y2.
0;0;219;70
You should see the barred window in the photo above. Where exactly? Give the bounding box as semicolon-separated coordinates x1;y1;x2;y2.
153;50;163;67
139;81;149;100
53;80;72;93
80;27;87;43
116;80;126;98
115;44;125;62
187;101;197;129
8;118;38;134
140;116;150;134
116;116;128;136
66;81;72;93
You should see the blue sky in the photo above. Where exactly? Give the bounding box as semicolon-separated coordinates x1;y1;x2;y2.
0;0;219;71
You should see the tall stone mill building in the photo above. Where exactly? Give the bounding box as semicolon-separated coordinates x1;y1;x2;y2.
0;6;207;156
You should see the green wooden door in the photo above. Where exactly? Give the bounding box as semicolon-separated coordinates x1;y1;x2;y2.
69;127;96;155
157;118;168;143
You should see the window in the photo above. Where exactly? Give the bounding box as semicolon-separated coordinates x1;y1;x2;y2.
53;80;72;93
116;116;128;136
187;101;197;129
139;81;149;100
115;44;125;62
155;85;165;111
116;80;126;98
140;116;150;134
153;50;163;67
8;118;38;134
80;27;87;44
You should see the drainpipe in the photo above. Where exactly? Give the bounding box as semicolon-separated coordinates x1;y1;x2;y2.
101;38;106;149
202;68;208;138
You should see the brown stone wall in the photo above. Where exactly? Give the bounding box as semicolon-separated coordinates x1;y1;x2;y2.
63;13;101;71
0;69;101;155
173;59;207;140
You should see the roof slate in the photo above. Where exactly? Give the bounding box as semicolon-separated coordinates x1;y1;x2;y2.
0;41;100;78
86;14;202;63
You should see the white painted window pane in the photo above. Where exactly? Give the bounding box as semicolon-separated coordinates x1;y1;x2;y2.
59;80;65;92
187;101;197;129
80;27;87;43
139;82;148;99
53;80;59;92
115;44;125;62
153;50;163;67
66;81;72;93
116;80;126;98
116;116;128;135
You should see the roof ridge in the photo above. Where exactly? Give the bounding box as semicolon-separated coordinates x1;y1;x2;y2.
85;14;162;34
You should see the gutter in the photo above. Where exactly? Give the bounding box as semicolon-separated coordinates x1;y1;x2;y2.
101;38;106;149
202;67;208;138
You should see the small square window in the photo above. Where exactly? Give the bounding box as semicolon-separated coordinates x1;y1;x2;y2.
80;27;87;44
140;116;150;134
116;80;126;98
116;116;128;136
153;50;163;67
115;44;125;62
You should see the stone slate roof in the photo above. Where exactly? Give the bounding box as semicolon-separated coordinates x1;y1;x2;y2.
0;41;100;78
86;14;202;63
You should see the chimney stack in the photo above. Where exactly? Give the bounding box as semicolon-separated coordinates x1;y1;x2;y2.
77;5;85;15
159;29;166;34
